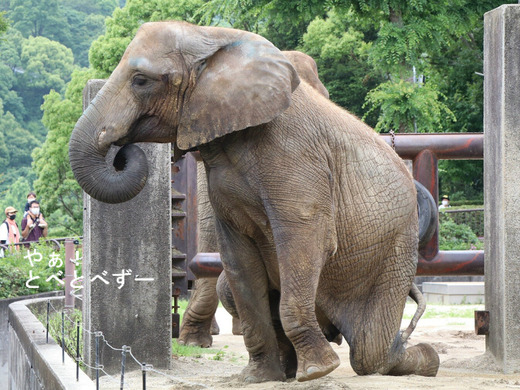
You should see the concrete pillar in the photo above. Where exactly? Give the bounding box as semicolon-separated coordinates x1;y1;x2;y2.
484;5;520;374
81;80;172;374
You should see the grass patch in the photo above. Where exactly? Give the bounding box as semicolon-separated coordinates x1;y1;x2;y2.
403;303;484;320
171;339;226;359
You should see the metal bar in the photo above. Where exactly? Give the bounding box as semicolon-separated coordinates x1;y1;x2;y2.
46;299;50;343
142;363;146;390
380;133;484;160
120;346;128;390
417;250;484;276
61;311;65;364
95;332;100;390
76;321;80;381
190;251;485;278
189;253;223;278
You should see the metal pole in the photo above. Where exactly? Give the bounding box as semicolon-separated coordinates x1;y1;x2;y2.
46;299;50;343
142;362;146;390
120;345;128;390
61;311;65;364
95;332;100;390
76;321;80;381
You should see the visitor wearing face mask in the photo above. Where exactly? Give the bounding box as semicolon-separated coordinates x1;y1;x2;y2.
21;200;48;243
24;192;37;217
0;206;21;257
438;195;451;210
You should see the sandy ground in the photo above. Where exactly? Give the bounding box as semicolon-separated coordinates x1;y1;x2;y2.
100;307;520;389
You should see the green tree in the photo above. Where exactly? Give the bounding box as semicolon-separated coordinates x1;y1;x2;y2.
8;0;63;37
0;10;8;35
0;175;31;218
300;9;382;125
15;36;75;122
33;68;96;236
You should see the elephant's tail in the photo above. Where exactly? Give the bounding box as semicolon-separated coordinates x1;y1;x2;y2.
400;283;426;344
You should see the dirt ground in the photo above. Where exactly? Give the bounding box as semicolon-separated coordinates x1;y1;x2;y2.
101;308;520;389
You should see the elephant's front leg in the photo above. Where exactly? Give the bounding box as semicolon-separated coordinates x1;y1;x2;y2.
276;222;340;382
217;221;285;383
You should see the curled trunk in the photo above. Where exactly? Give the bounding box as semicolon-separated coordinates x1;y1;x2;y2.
69;113;148;204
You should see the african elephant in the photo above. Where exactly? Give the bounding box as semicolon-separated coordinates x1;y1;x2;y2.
178;50;332;348
69;21;440;382
178;53;437;350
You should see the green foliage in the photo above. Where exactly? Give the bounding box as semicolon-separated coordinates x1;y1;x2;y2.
9;0;63;37
0;1;120;238
300;9;382;124
33;69;97;236
363;79;455;132
439;160;483;203
35;307;83;362
0;175;31;216
438;216;483;251
0;11;8;36
0;242;77;298
439;208;484;238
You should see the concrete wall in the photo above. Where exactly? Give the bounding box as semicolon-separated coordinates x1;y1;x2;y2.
81;80;172;375
7;296;93;389
484;4;520;374
0;291;63;388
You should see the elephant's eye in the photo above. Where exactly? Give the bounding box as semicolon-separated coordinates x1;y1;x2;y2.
132;76;148;87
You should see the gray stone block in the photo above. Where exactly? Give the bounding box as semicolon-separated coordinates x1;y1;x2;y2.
81;80;172;375
484;4;520;374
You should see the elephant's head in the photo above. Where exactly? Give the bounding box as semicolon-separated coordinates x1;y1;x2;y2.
69;22;300;203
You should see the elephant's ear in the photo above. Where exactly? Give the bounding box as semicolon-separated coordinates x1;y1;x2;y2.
177;35;300;150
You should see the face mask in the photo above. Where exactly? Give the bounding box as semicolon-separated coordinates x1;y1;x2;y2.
441;200;449;206
31;208;40;215
9;215;15;220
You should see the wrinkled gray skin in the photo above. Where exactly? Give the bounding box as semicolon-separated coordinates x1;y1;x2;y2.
178;50;332;348
69;22;439;382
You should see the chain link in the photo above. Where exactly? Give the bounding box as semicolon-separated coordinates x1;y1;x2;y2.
389;129;396;151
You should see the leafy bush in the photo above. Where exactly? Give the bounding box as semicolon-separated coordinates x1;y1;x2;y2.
439;217;483;251
35;307;83;362
0;241;81;298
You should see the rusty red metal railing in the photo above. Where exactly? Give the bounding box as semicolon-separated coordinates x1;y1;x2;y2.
380;133;484;275
189;133;485;278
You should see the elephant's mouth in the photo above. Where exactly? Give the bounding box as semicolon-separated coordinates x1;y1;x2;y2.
114;115;170;146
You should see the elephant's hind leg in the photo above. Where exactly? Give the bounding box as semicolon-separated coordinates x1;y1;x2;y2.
178;278;219;347
342;239;439;377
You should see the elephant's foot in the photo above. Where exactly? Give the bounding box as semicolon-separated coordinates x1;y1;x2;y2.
387;343;440;377
240;357;286;383
296;344;340;382
178;325;213;348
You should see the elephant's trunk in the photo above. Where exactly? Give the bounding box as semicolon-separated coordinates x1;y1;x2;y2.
69;113;148;204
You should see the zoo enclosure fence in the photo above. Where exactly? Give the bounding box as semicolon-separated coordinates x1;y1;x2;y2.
188;132;486;279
